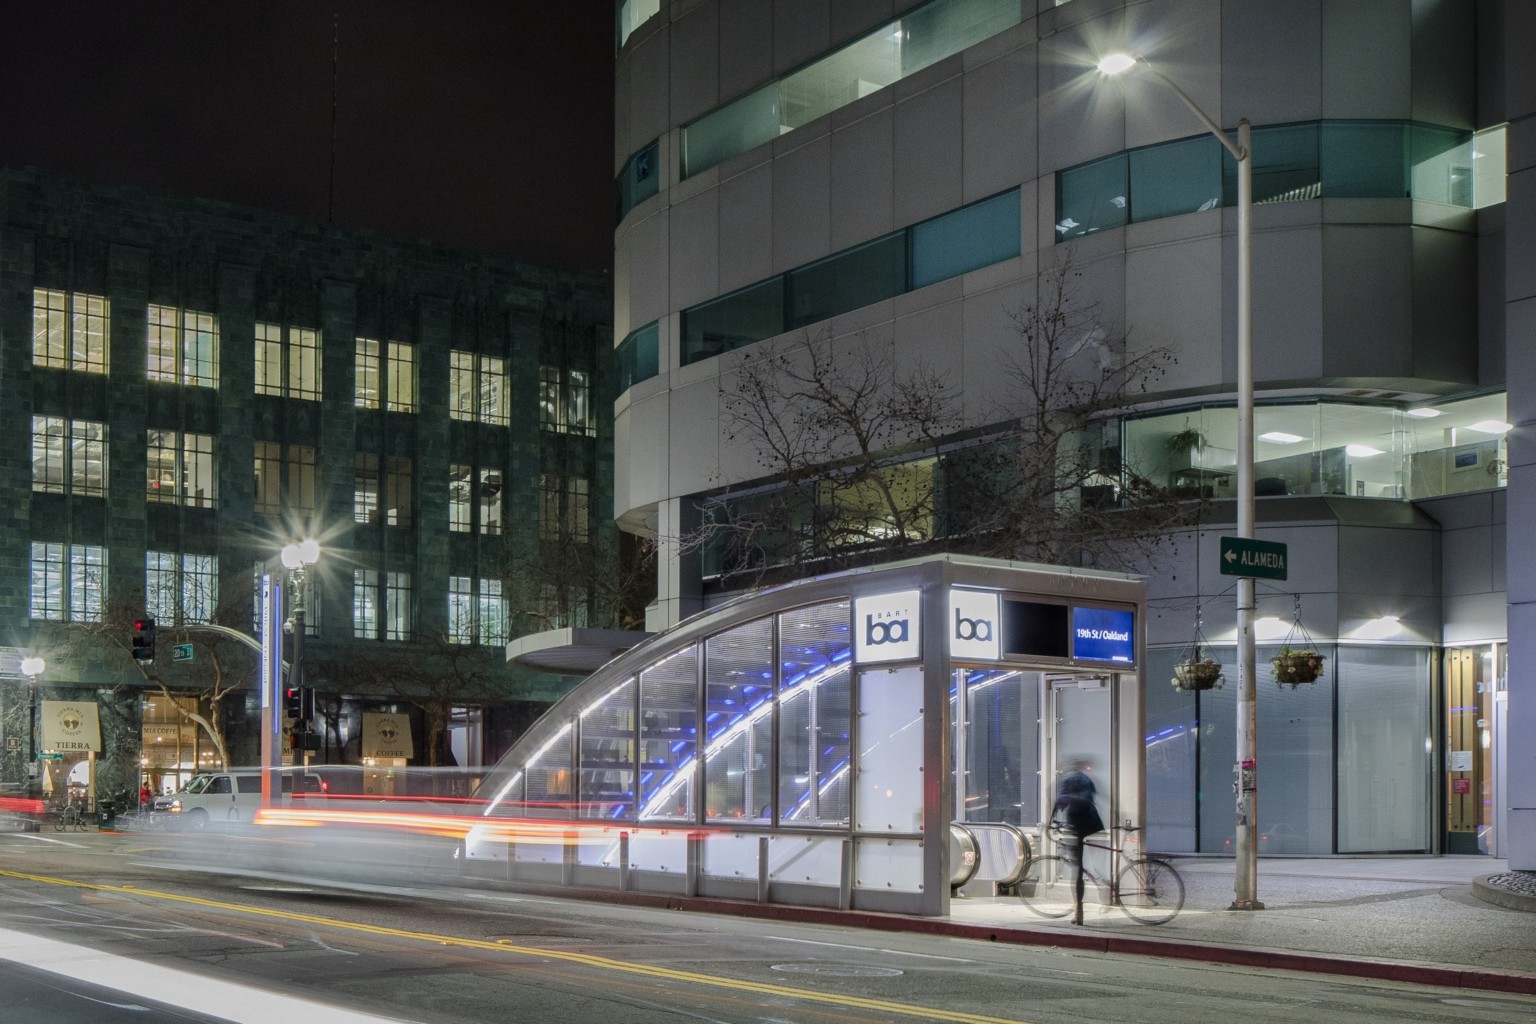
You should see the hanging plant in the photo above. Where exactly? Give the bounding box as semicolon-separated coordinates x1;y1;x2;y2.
1171;609;1222;691
1172;656;1224;691
1271;646;1325;687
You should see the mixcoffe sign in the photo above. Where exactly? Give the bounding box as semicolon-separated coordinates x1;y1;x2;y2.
853;589;1136;666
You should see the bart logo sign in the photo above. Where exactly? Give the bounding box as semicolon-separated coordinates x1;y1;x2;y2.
41;701;103;753
854;590;921;663
362;712;413;760
949;588;1000;661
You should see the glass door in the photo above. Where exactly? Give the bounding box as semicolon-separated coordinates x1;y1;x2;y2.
1444;645;1500;855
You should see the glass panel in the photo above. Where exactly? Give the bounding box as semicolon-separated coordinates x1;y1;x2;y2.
1196;645;1335;854
785;232;905;329
1144;648;1198;852
1241;123;1321;205
617;321;660;392
911;190;1020;289
1056;154;1128;240
856;666;923;832
780;29;900;134
1472;125;1506;209
704;619;775;823
778;601;852;826
617;0;660;49
579;678;636;820
1402;392;1508;498
618;140;659;221
1337;646;1429;853
1318;403;1402;499
902;0;1019;75
956;668;1039;827
638;647;699;821
682;83;779;179
1321;121;1408;198
681;278;785;365
522;724;574;819
1130;135;1222;221
1410;123;1473;206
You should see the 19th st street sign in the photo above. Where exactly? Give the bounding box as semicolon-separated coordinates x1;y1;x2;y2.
1219;536;1288;581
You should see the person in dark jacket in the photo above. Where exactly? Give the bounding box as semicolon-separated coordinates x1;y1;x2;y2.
1052;757;1104;924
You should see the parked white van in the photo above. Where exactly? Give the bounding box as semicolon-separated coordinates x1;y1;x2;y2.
166;768;321;829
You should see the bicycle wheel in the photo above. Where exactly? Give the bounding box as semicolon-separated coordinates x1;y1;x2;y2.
1015;855;1075;918
1116;857;1185;924
53;814;66;833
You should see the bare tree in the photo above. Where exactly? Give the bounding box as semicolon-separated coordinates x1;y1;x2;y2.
687;253;1198;585
496;528;655;636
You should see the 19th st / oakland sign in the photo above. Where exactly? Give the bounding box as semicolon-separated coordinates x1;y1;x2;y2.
1219;536;1288;581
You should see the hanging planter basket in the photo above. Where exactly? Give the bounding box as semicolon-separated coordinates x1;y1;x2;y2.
1271;647;1325;687
1270;596;1325;689
1172;657;1224;691
1171;609;1223;691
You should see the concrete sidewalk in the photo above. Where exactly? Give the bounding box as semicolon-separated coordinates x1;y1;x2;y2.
943;855;1536;992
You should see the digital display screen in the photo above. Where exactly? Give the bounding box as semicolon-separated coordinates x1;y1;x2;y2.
1002;601;1069;659
1072;606;1135;663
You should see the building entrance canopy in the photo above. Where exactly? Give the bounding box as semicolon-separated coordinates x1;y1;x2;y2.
472;554;1146;916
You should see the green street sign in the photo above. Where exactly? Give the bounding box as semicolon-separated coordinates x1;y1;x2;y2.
1219;536;1288;581
172;643;194;662
39;752;64;761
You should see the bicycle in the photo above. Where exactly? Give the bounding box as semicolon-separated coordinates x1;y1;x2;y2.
1016;822;1184;925
53;801;92;832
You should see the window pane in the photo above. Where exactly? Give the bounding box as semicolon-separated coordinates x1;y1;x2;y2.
355;453;379;523
638;647;699;821
780;29;899;134
147;305;179;382
290;327;321;399
704;619;774;823
1410;123;1473;206
385;571;412;641
778;600;852;826
1322;121;1407;198
901;0;1019;76
254;441;282;514
183;310;218;388
480;356;508;425
387;342;416;412
1243;122;1320;204
146;430;178;503
72;292;109;372
479;468;503;535
681;83;778;179
959;667;1040;828
450;351;475;421
448;464;472;532
33;289;66;367
355;338;381;408
785;232;906;329
1130;134;1222;221
353;569;379;639
255;323;283;395
579;677;636;820
31;416;66;493
681;278;785;365
1056;154;1128;240
617;321;660;391
72;420;107;497
448;576;474;644
618;139;659;220
385;456;413;526
183;433;216;507
911;189;1020;289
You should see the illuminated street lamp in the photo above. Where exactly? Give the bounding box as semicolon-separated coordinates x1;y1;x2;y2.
280;539;320;741
19;656;44;771
1099;52;1262;910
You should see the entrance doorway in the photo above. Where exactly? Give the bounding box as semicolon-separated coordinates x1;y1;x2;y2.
1046;675;1113;828
1444;644;1505;855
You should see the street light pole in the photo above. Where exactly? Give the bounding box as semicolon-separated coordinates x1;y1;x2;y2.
1099;54;1262;910
19;656;44;785
280;539;320;762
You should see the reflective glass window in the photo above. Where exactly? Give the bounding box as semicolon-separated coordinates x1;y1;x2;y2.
579;678;637;820
704;619;775;823
956;667;1040;828
1241;122;1321;205
1410;123;1474;206
617;321;660;391
911;190;1020;289
683;84;780;179
1056;154;1128;240
1321;121;1408;198
638;647;699;821
618;140;659;221
522;723;574;819
902;0;1018;75
1336;646;1430;853
778;601;852;826
786;232;906;330
617;0;660;49
1130;134;1222;221
1142;649;1198;852
681;278;785;366
1472;125;1506;209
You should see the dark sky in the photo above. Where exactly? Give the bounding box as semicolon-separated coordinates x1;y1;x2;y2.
0;3;616;273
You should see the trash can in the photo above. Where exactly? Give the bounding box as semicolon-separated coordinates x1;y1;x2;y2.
96;800;116;828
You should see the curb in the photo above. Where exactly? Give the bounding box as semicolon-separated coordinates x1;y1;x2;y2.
1473;874;1536;914
486;881;1536;996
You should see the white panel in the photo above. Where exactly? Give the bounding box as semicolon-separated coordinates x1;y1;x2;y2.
1221;0;1322;126
669;3;720;127
962;49;1034;203
830;105;896;250
628;830;690;873
701;832;762;880
1322;0;1411;120
1126;233;1223;393
853;837;925;892
767;833;845;882
667;376;724;495
627;209;672;333
855;666;924;832
576;829;626;868
669;190;720;311
719;161;775;292
771;136;832;273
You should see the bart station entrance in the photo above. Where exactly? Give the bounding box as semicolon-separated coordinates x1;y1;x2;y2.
470;555;1145;916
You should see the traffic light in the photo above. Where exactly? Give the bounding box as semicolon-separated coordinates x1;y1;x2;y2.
132;617;156;661
283;686;314;728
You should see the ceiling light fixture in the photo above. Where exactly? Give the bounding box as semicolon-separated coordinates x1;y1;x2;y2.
1345;444;1383;457
1405;408;1441;419
1259;431;1304;444
1467;420;1513;434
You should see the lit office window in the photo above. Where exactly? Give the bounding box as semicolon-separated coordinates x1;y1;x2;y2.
254;441;316;515
146;551;218;625
255;323;321;399
32;416;106;497
385;571;412;641
447;575;508;645
287;444;317;513
480;468;503;535
30;541;106;622
33;288;109;372
353;569;380;639
146;430;215;507
385;456;413;527
355;338;381;408
449;464;473;532
354;454;380;524
387;341;416;412
355;454;412;526
147;304;218;387
449;351;508;425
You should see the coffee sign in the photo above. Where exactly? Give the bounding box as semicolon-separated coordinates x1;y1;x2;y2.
40;701;102;753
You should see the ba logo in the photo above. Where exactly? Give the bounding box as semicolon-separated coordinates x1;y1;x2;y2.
954;608;992;642
865;614;910;646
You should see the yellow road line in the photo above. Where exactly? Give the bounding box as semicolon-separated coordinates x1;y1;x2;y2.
1;869;1029;1024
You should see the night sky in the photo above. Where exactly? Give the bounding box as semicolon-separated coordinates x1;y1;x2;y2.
0;3;616;273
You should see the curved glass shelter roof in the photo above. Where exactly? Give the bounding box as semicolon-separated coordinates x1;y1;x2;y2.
471;554;1146;916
